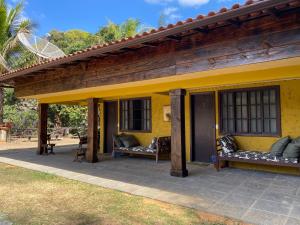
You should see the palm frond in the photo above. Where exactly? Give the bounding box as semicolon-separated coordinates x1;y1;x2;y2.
0;1;8;47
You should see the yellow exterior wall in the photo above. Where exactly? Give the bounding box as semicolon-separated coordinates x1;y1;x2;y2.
99;79;300;175
99;94;171;153
185;80;300;153
185;80;300;175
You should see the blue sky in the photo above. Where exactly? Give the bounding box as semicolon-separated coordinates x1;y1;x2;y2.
11;0;245;36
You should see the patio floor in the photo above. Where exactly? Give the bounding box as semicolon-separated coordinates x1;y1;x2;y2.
0;143;300;225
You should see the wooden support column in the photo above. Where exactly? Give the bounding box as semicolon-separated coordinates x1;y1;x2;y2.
86;98;99;163
169;89;188;177
37;103;48;155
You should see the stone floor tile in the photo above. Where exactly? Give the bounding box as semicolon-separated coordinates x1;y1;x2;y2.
206;181;237;193
220;193;256;208
289;205;300;220
261;191;294;205
241;180;269;190
252;199;291;215
297;187;300;196
242;209;287;225
285;217;300;225
272;179;300;189
234;186;264;199
210;203;247;219
196;189;226;202
268;184;298;196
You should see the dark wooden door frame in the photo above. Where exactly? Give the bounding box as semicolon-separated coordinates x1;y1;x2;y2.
190;91;216;162
104;100;119;154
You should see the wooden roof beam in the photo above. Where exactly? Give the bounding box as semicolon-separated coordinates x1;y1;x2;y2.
193;27;209;34
105;51;122;56
228;18;242;28
266;8;282;20
121;47;140;52
141;42;160;47
166;35;182;41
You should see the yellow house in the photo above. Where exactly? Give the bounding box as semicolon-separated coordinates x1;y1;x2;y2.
1;0;300;176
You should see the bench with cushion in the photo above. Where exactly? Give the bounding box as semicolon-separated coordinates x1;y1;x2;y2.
216;135;300;173
113;134;171;163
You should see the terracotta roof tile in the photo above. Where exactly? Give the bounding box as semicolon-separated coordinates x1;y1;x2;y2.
0;0;297;79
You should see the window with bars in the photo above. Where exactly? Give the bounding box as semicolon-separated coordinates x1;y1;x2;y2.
120;98;151;132
219;86;280;136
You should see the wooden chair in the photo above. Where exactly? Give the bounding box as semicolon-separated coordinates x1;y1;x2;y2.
74;132;88;161
42;134;56;155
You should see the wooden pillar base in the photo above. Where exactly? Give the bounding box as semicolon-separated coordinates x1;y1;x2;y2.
170;169;188;177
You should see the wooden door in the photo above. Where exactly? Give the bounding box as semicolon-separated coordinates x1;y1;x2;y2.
191;92;216;163
104;101;118;153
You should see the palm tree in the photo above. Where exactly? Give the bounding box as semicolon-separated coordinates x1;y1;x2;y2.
0;0;34;123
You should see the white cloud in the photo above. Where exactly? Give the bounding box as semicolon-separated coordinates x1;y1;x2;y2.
163;7;178;15
162;7;181;23
178;0;209;7
168;13;181;20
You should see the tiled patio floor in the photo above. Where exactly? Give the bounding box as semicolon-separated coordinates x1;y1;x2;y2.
0;144;300;225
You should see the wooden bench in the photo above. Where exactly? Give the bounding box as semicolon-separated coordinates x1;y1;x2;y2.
113;136;171;163
215;138;300;172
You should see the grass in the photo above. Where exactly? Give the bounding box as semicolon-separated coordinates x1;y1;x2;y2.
0;163;244;225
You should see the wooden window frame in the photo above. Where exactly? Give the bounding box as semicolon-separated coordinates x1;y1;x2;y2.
218;86;281;137
119;97;152;133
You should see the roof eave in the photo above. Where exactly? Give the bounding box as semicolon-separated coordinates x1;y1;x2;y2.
0;0;294;82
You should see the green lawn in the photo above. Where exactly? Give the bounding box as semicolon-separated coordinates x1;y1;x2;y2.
0;163;242;225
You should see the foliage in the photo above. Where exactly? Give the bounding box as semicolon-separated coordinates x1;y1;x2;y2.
0;0;37;125
7;49;37;69
0;0;36;72
48;105;87;128
3;88;38;129
96;18;140;43
2;15;143;130
3;88;87;130
48;29;101;55
48;18;141;55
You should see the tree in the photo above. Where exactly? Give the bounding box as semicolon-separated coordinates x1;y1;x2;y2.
96;18;140;43
2;17;143;131
48;29;101;54
0;0;34;123
3;88;38;130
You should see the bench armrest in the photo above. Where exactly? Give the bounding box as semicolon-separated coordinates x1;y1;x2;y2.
157;136;171;154
216;138;223;155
